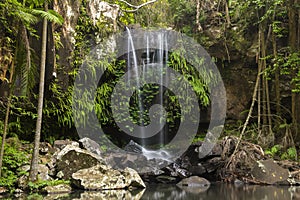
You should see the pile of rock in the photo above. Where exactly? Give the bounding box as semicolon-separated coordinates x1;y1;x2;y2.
17;138;145;194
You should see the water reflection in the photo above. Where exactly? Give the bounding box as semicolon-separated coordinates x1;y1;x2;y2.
11;184;300;200
141;184;300;200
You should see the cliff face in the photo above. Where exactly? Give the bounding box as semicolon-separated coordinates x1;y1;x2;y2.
53;0;81;89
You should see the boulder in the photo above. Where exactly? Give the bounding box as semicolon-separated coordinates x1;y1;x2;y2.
71;164;145;190
251;159;290;184
176;176;210;193
53;140;79;150
79;137;103;156
177;176;210;187
55;144;105;179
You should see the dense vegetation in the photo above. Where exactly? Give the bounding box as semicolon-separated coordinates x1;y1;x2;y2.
0;0;299;190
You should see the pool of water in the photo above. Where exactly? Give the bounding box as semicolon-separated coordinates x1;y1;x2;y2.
10;183;300;199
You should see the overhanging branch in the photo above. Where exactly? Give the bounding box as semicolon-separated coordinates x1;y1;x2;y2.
119;0;158;12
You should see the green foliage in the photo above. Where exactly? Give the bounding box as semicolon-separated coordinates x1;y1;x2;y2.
44;83;74;128
0;137;31;190
0;96;37;140
281;147;297;160
265;144;282;157
73;43;218;144
274;50;300;93
265;145;298;161
28;180;70;193
168;0;198;36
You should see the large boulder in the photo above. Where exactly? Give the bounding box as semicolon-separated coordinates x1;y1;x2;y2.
54;144;106;179
71;164;146;190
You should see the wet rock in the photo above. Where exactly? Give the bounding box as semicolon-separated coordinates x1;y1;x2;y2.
79;137;103;156
71;164;145;190
251;159;290;184
123;167;146;189
55;144;105;179
176;176;210;194
124;140;143;154
177;176;210;187
165;163;191;178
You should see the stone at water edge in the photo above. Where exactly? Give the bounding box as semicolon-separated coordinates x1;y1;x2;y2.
43;184;72;194
177;176;210;187
122;167;146;189
71;164;146;190
176;176;210;194
251;159;290;184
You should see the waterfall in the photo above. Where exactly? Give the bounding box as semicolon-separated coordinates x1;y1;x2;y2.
125;27;169;148
126;27;146;145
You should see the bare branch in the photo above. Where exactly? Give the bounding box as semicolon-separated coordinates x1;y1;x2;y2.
119;0;158;12
196;0;203;32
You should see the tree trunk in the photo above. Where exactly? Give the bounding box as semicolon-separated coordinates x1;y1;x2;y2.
29;3;48;182
0;59;14;177
288;0;298;135
272;24;281;118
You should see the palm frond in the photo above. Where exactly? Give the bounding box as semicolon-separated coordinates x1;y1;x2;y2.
13;9;38;24
31;9;64;25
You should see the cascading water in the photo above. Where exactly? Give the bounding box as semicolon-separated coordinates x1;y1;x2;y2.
126;27;146;144
125;27;170;153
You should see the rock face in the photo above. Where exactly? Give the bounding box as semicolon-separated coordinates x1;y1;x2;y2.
71;164;146;190
251;159;290;184
55;144;105;179
53;0;81;89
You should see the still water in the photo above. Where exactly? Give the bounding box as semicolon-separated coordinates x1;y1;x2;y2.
16;183;300;200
